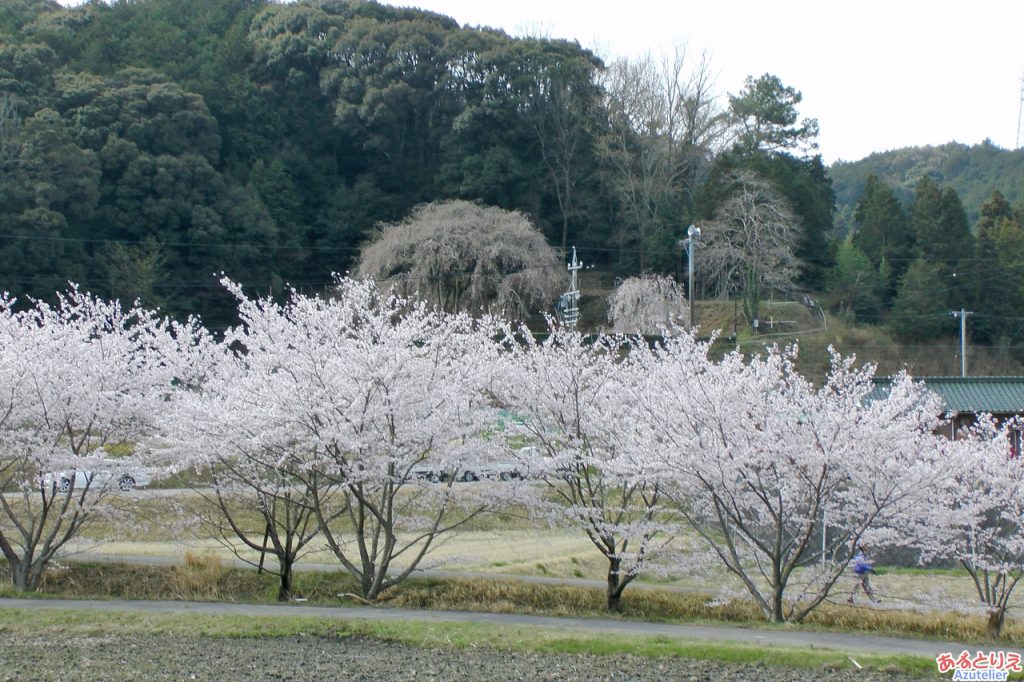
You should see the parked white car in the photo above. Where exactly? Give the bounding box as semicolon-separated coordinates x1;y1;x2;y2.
51;461;151;492
411;460;523;483
461;461;523;481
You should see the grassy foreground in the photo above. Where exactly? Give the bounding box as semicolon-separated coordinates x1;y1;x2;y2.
1;555;1019;676
4;556;1013;644
0;606;935;676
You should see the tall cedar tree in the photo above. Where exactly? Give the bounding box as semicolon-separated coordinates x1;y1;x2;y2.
852;173;914;302
700;73;834;290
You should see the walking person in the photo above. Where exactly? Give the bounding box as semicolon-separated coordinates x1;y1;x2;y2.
848;544;879;605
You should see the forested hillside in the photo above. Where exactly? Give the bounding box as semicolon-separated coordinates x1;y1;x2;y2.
0;0;832;327
829;141;1024;237
6;0;1024;371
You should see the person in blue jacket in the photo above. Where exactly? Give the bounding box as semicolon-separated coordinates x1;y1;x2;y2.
848;544;879;605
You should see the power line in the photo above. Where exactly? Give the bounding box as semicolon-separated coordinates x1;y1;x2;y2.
0;231;365;253
6;229;1024;277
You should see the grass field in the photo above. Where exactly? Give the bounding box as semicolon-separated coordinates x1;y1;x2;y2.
4;488;1024;680
3;554;1013;646
4;483;1021;659
56;489;988;610
16;492;1014;648
59;528;988;611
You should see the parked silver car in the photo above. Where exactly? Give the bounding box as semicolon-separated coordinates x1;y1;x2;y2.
52;462;151;492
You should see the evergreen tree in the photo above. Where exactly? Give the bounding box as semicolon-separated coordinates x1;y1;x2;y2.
976;189;1013;234
911;176;972;267
972;191;1024;344
700;73;834;290
852;173;913;302
826;237;882;320
909;176;972;307
890;259;954;341
728;73;819;157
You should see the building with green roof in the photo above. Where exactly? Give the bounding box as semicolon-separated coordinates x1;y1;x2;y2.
870;376;1024;440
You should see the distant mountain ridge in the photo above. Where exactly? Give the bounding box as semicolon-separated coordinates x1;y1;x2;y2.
828;140;1024;236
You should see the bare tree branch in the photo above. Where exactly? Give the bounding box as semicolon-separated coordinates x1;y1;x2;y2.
698;171;803;324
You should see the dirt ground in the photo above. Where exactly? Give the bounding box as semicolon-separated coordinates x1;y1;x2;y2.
0;633;918;681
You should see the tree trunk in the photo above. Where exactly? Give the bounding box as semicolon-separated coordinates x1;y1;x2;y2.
606;582;622;613
10;558;43;592
277;561;293;602
362;561;381;601
743;266;761;328
606;557;623;613
770;589;785;623
8;561;23;591
987;606;1006;639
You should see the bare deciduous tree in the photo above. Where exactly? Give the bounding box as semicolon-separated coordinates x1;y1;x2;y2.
530;73;594;254
607;273;688;334
698;171;803;325
356;200;562;319
598;45;729;268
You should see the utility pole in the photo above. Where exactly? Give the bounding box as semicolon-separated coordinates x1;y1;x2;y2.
1018;73;1024;149
681;224;700;332
950;309;974;376
558;246;582;329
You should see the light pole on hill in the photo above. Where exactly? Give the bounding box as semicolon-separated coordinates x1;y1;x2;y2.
950;309;973;377
681;224;700;332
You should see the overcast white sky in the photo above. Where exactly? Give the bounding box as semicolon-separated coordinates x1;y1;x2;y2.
381;0;1024;164
56;0;1024;163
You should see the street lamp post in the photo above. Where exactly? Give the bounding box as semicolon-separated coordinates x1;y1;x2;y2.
682;224;700;332
950;308;974;377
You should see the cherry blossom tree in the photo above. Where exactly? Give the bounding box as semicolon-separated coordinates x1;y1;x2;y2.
166;343;331;602
203;468;325;603
356;200;562;319
0;287;197;591
629;337;953;623
493;327;674;612
170;278;506;601
163;299;338;602
915;418;1024;637
606;274;688;334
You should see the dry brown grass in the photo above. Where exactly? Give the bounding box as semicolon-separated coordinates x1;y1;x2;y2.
35;554;271;602
20;560;1024;644
805;601;1003;641
171;551;231;600
378;576;1024;643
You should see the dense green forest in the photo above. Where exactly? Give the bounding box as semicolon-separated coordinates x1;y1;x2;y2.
3;0;1024;366
0;0;833;326
830;141;1024;236
828;143;1024;356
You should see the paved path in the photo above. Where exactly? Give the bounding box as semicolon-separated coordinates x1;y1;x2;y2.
22;552;1024;662
1;596;1018;661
